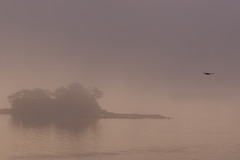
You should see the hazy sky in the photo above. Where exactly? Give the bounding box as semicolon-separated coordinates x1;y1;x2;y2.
1;0;240;116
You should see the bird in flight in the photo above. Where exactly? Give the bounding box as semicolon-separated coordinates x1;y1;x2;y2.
203;72;214;75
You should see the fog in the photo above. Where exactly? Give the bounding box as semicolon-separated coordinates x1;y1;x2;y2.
1;0;240;118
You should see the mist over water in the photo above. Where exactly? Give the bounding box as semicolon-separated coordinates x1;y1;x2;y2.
1;0;240;159
1;105;240;160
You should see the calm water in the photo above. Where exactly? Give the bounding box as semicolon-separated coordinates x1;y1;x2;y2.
1;107;240;160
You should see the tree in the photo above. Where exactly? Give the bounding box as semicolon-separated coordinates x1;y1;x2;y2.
53;82;102;116
8;88;53;111
8;83;103;118
89;87;103;99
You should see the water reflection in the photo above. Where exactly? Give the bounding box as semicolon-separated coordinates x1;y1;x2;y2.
10;115;99;134
2;110;240;160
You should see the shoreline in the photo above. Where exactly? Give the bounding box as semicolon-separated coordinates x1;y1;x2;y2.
0;108;170;119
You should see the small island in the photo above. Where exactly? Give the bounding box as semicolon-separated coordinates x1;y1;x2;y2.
0;82;169;122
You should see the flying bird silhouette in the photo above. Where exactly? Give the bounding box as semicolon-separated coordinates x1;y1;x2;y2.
203;72;214;75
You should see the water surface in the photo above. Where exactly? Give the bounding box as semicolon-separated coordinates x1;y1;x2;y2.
1;107;240;160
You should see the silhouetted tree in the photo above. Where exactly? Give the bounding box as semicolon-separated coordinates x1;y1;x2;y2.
7;82;168;124
52;82;102;116
8;82;103;120
8;88;53;116
89;87;103;99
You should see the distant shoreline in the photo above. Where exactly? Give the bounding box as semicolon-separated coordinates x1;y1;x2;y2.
0;108;170;119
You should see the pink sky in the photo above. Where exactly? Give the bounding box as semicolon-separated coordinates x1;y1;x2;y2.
0;0;240;117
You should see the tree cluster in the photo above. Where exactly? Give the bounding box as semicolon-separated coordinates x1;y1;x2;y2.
8;82;104;120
